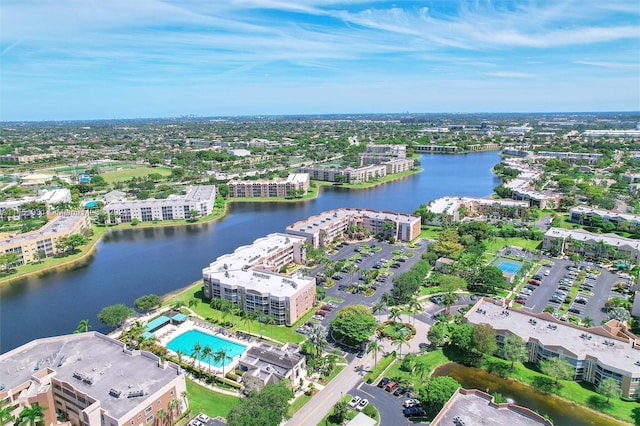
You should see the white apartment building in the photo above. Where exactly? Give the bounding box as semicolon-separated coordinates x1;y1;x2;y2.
466;298;640;399
227;173;309;198
297;164;387;184
285;208;421;248
0;188;72;218
105;185;216;223
543;227;640;263
202;233;316;325
569;206;640;231
427;196;529;225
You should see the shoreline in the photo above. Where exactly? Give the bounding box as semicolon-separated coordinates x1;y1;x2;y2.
0;169;420;286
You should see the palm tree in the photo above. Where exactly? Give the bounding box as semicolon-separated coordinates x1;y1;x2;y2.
307;324;328;357
155;408;167;426
201;345;213;373
583;316;594;327
266;315;276;340
214;349;230;378
389;307;402;324
414;359;428;386
167;399;179;424
242;311;256;337
367;340;383;366
394;338;409;359
442;291;457;316
180;391;189;414
0;399;15;425
407;300;422;326
16;403;46;426
73;319;92;333
188;298;199;311
371;301;387;323
175;349;186;367
191;342;202;373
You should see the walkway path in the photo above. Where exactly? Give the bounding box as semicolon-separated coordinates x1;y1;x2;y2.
286;313;432;425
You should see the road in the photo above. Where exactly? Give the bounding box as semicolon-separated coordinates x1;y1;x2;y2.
285;352;374;425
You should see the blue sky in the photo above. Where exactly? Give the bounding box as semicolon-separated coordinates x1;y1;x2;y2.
1;0;639;121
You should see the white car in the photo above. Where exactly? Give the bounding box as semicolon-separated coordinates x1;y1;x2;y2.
544;270;550;276
356;398;369;411
403;398;420;408
348;396;361;408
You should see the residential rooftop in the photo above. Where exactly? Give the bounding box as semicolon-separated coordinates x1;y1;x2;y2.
544;227;640;251
0;332;182;420
466;299;640;374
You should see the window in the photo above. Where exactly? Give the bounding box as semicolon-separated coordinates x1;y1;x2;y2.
145;406;152;415
146;415;154;424
157;400;161;405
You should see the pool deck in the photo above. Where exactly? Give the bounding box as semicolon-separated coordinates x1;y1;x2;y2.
155;318;255;373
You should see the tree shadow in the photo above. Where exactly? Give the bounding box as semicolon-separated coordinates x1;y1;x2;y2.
586;395;609;412
485;359;511;378
632;407;640;426
531;376;556;394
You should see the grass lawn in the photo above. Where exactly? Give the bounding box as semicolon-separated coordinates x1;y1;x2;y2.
419;226;441;240
100;166;172;183
165;285;306;344
185;379;238;419
287;393;312;417
485;237;541;253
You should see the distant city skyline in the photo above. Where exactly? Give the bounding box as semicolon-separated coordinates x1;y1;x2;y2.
1;0;639;121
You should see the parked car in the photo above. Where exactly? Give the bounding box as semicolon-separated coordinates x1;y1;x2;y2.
528;279;541;286
356;399;369;411
430;296;443;305
403;398;421;408
403;406;426;417
348;396;361;408
568;307;582;314
575;298;588;305
544;270;550;276
377;377;390;388
393;386;407;396
514;296;527;304
385;381;398;393
315;310;326;317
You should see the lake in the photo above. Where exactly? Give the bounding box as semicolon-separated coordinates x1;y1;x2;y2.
0;152;501;352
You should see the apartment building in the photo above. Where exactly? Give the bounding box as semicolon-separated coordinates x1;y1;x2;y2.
202;233;316;325
104;185;216;223
0;212;91;265
543;227;640;263
569;206;640;231
427;196;529;225
0;188;72;219
227;173;309;198
237;342;306;392
285;208;421;248
466;298;640;399
297;164;387;184
0;332;187;426
501;160;558;209
536;151;603;163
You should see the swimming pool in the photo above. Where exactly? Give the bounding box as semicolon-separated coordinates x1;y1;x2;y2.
494;258;523;275
84;201;97;208
166;330;246;367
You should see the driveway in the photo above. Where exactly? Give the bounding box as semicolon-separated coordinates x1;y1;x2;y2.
347;381;421;426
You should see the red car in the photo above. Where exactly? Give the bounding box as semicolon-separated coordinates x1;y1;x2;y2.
321;305;332;311
528;279;541;286
315;310;326;317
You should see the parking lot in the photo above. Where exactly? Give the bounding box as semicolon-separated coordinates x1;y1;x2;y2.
346;380;424;425
516;258;626;324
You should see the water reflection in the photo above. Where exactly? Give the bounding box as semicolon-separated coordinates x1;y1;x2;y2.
433;363;628;426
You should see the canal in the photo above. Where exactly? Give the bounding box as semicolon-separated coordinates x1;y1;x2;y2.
0;152;501;352
433;363;629;426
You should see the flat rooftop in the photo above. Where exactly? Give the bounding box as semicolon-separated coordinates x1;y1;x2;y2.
203;233;311;298
0;213;87;246
428;196;528;214
0;332;182;420
466;299;640;375
433;389;551;426
544;227;640;251
287;208;419;232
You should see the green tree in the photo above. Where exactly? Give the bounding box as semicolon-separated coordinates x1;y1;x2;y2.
307;323;328;357
0;399;15;425
540;356;575;386
16;403;46;426
330;305;377;347
73;319;92;334
598;377;621;405
201;345;213;373
368;339;383;366
427;322;447;348
191;342;203;373
331;400;348;424
419;376;460;417
472;323;498;358
371;300;387;322
214;348;231;378
227;381;293;426
449;323;474;353
134;294;162;312
97;304;134;327
498;334;528;370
